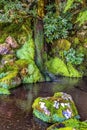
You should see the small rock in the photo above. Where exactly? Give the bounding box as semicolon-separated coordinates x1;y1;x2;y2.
5;36;19;49
0;43;11;55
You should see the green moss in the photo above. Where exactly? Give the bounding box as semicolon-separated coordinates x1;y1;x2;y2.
0;72;9;79
4;63;18;71
0;70;21;89
67;63;82;77
2;54;14;61
16;35;35;61
58;127;74;130
23;62;43;83
54;92;79;118
33;109;51;122
55;39;71;51
0;88;10;95
45;57;69;76
74;37;80;45
15;59;29;70
47;126;75;130
47;119;87;130
0;23;22;43
0;34;7;43
32;92;79;123
1;54;15;66
80;121;87;130
0;66;5;73
45;57;82;78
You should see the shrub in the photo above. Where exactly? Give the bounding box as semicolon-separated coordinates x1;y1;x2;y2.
64;48;84;65
43;5;72;43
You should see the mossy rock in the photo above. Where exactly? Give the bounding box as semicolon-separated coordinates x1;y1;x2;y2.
1;54;16;65
47;119;87;130
45;57;82;77
23;61;44;83
32;92;80;123
54;39;71;51
67;63;82;77
45;57;69;76
0;70;21;89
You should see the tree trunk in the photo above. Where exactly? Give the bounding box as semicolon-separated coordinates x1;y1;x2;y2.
34;0;50;81
34;19;44;73
55;0;61;15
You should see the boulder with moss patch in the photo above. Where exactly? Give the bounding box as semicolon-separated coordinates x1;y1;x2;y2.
45;57;82;77
23;61;44;83
54;39;71;51
0;70;21;90
32;92;80;123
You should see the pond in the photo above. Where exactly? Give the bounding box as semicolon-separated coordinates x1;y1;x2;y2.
0;77;87;130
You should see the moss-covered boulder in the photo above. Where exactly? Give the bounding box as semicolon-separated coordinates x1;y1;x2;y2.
0;70;21;90
32;92;80;123
45;57;82;77
67;63;82;77
47;119;87;130
54;39;71;51
23;61;44;83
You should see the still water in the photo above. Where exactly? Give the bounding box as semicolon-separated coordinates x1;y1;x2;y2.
0;77;87;130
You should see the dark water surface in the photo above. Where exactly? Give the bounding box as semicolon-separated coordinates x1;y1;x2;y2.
0;77;87;130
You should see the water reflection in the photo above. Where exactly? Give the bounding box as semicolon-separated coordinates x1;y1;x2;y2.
0;77;87;130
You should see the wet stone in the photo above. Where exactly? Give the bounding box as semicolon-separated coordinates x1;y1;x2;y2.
32;92;80;123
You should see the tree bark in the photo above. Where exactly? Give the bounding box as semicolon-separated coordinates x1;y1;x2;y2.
34;19;44;73
34;0;51;81
55;0;61;15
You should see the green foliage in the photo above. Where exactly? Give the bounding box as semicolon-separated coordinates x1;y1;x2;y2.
23;62;43;83
0;72;8;78
64;0;87;25
0;70;20;89
67;63;82;77
15;59;29;70
47;119;87;130
0;88;10;95
0;0;24;22
32;92;79;123
64;0;82;13
0;82;9;89
45;57;69;76
64;48;84;65
64;0;74;13
76;10;87;25
43;11;72;43
0;0;37;23
16;35;35;61
45;57;82;77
